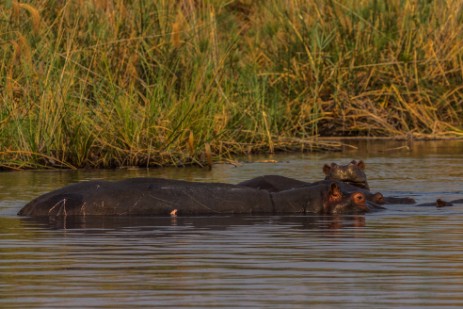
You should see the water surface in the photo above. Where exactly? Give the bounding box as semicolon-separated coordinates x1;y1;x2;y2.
1;140;463;308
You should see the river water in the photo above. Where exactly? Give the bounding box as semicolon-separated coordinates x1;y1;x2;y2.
1;140;463;308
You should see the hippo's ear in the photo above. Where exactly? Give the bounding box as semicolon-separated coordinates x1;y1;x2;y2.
322;164;331;175
329;182;342;197
357;160;366;170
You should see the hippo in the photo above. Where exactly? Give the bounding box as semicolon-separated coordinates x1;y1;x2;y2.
17;178;368;217
239;174;384;211
327;161;415;204
416;198;463;207
238;160;415;206
323;160;369;190
238;160;369;192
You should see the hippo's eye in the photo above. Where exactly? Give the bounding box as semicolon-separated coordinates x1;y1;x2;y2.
352;192;366;204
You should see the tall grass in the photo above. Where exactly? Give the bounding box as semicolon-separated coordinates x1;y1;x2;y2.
1;0;463;169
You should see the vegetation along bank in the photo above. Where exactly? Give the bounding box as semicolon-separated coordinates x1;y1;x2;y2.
1;0;463;169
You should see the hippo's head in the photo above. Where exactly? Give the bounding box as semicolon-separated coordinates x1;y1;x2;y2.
323;160;370;190
323;183;368;214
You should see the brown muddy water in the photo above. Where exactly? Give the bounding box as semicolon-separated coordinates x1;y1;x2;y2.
1;140;463;308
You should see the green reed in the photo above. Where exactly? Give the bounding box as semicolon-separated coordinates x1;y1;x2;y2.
1;0;463;169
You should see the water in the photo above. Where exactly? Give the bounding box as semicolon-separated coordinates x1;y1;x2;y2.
1;140;463;308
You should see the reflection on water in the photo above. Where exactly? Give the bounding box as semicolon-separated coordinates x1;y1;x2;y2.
17;213;368;230
1;140;463;308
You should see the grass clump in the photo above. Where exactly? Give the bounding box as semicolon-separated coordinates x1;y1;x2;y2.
1;0;463;169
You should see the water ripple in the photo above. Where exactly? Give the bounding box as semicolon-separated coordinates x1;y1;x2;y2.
1;211;463;308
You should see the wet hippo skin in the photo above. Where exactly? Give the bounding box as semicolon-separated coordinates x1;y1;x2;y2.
416;198;463;207
323;160;370;190
238;175;384;211
237;160;369;192
17;178;368;217
238;160;415;206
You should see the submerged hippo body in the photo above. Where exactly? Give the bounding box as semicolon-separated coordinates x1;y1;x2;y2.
238;175;308;192
18;179;271;217
416;198;463;207
18;178;368;217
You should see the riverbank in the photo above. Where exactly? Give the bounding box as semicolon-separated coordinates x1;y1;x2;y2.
2;1;463;169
